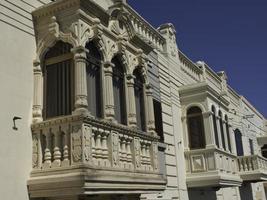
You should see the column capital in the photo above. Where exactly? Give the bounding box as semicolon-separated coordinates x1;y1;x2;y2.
33;59;41;72
202;111;213;117
103;61;115;74
103;61;115;68
71;46;88;54
72;46;88;60
126;74;135;85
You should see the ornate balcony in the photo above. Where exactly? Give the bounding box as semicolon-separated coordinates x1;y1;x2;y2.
185;148;242;188
28;115;166;199
237;155;267;182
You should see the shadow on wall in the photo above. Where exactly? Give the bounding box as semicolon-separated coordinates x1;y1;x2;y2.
188;189;217;200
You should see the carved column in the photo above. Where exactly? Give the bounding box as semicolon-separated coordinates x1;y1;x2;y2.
182;116;189;151
223;120;230;152
126;74;137;127
229;125;237;154
203;111;216;148
52;129;61;167
72;46;89;115
32;60;43;123
103;61;115;120
145;84;155;135
216;116;223;149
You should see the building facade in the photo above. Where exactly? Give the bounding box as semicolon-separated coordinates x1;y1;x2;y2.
0;0;267;200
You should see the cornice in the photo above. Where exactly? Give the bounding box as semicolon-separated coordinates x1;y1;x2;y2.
32;0;110;24
179;82;230;107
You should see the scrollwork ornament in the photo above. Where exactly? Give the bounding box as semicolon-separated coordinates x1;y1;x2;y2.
83;126;92;162
112;132;120;166
72;125;82;162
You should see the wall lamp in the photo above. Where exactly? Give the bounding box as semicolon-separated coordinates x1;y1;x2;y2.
13;116;22;131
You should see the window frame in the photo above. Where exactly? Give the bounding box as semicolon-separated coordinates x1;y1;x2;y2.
43;41;74;120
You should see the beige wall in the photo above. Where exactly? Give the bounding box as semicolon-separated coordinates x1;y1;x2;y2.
0;1;50;199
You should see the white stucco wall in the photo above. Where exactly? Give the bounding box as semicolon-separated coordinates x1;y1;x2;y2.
0;1;51;199
0;21;34;200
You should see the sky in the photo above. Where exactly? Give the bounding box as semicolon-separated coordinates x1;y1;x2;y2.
127;0;267;118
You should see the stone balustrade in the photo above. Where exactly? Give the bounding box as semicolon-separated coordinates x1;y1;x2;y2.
31;114;159;173
29;115;165;198
178;51;203;82
185;148;242;188
237;155;267;181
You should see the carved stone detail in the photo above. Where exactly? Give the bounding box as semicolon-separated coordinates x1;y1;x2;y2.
32;134;39;169
72;125;82;163
83;125;92;163
112;131;120;167
134;137;141;169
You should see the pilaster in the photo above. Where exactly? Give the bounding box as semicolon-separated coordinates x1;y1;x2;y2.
32;60;43;123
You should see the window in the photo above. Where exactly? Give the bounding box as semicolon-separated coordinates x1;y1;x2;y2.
249;139;254;155
133;69;146;131
153;99;164;142
225;115;232;152
219;111;226;150
235;129;244;156
86;42;102;118
211;106;219;147
187;107;206;149
262;145;267;158
43;41;73;119
112;56;127;125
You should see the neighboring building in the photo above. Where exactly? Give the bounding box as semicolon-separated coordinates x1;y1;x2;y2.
0;1;266;200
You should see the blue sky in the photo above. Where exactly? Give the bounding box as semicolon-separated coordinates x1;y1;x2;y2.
128;0;267;117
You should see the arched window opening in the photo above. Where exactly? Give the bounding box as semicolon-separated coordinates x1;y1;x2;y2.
112;56;127;125
235;129;244;156
133;68;146;131
225;115;232;152
212;106;219;147
219;111;226;150
44;41;73;119
261;145;267;158
187;106;206;149
86;42;102;118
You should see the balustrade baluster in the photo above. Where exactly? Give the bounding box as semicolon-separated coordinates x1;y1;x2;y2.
62;126;70;167
43;129;52;169
52;128;62;167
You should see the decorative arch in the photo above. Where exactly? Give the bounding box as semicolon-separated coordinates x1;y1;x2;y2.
183;103;206;118
36;17;77;64
109;8;135;40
